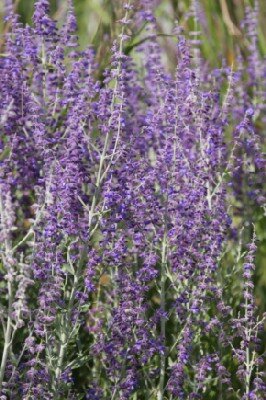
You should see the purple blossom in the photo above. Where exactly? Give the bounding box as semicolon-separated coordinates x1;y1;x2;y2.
0;1;265;399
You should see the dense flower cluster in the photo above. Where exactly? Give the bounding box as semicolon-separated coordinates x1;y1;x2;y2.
0;1;265;399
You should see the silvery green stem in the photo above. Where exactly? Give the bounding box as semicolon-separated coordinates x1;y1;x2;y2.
0;192;13;392
158;230;168;400
0;281;13;392
55;333;67;381
244;295;252;396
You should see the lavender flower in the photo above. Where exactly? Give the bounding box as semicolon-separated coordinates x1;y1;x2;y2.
0;1;265;398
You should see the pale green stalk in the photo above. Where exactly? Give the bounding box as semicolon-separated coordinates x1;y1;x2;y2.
0;191;13;391
157;230;168;400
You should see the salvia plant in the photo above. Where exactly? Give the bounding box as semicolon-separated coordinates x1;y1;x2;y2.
0;0;265;399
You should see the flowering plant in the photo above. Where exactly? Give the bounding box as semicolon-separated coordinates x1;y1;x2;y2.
0;1;265;399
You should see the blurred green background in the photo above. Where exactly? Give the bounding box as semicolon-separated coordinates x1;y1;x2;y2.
0;0;265;308
1;0;266;62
